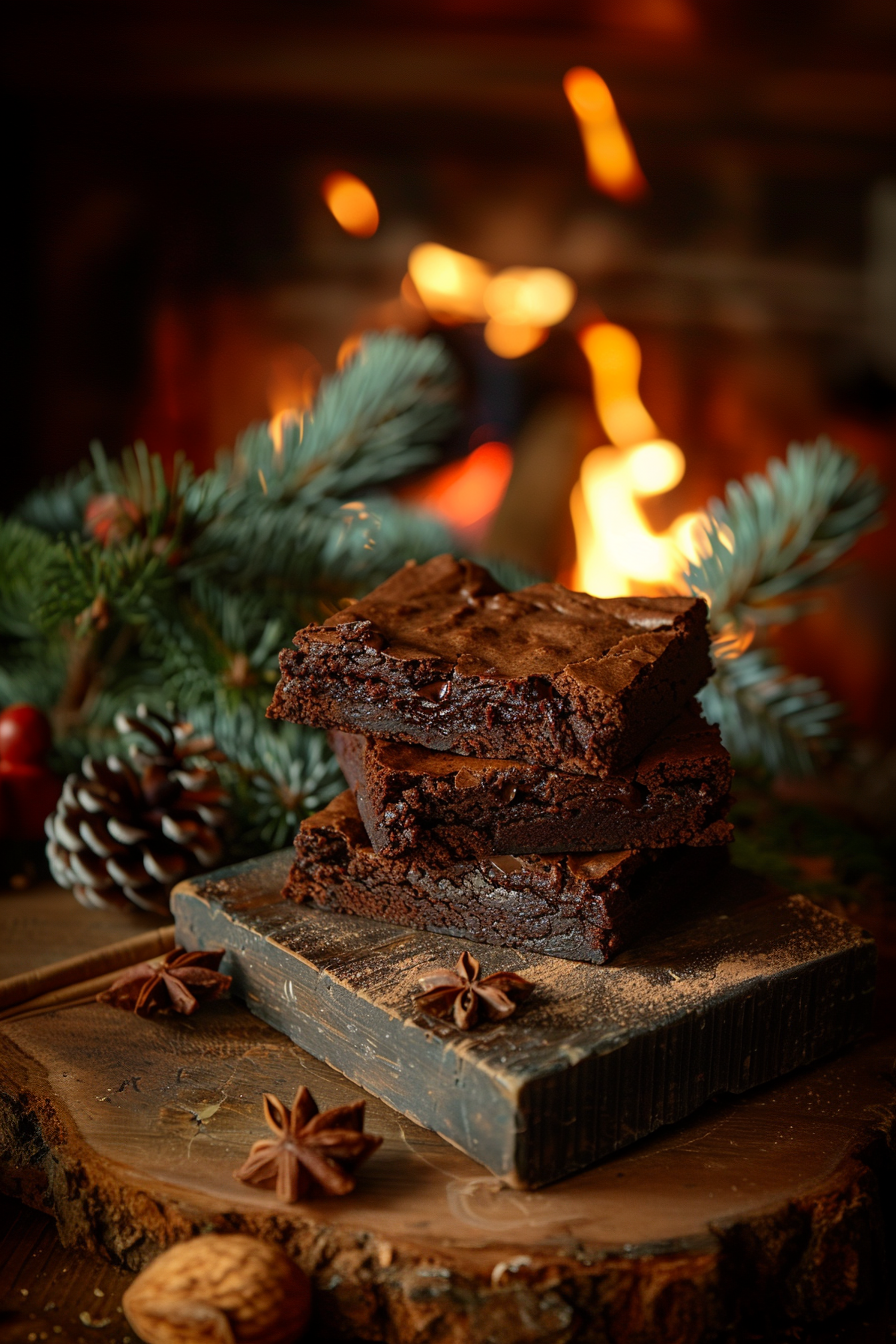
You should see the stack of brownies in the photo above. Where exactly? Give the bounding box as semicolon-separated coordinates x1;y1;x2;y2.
268;555;733;964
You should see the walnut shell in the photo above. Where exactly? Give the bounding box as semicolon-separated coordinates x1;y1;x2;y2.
122;1234;311;1344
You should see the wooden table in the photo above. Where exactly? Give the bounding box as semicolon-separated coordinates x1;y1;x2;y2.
1;881;895;1344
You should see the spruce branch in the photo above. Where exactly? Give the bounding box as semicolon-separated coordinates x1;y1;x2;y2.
276;328;457;501
36;533;180;633
699;649;840;776
0;517;69;710
227;721;344;854
203;329;457;513
4;330;459;851
187;331;456;587
0;517;55;637
89;439;196;548
684;438;885;772
682;437;884;631
192;487;451;594
16;461;96;535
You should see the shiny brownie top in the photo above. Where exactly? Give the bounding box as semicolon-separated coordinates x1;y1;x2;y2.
299;554;708;685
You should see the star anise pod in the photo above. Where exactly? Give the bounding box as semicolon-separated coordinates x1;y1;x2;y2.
415;950;534;1030
97;947;231;1017
234;1084;382;1201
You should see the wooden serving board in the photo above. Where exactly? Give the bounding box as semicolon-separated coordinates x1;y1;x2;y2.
171;851;876;1188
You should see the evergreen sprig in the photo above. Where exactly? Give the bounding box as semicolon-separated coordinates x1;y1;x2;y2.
699;649;840;775
682;438;884;630
682;438;885;773
1;330;456;840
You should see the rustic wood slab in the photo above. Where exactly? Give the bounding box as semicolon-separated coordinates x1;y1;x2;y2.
171;851;877;1187
1;982;895;1343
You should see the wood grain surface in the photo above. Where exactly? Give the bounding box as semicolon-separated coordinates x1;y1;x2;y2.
1;882;895;1343
0;1193;138;1344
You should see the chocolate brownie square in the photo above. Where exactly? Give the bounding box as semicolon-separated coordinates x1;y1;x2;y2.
269;555;712;776
283;790;728;964
330;702;733;860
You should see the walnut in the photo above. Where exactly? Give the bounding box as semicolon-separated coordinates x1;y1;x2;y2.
122;1234;311;1344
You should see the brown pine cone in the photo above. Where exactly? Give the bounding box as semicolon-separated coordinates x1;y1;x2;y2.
45;705;229;914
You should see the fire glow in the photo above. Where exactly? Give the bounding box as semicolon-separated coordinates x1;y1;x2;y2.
401;440;513;537
407;244;490;323
571;322;707;597
563;67;647;202
322;172;380;238
407;244;576;358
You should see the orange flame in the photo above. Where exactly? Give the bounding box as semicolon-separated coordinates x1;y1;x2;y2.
579;322;658;446
571;323;701;596
712;618;755;660
266;346;319;455
336;333;364;369
563;68;648;202
322;172;380;238
407;246;576;354
484;267;576;327
407;244;491;324
267;346;320;426
402;441;513;532
484;321;548;359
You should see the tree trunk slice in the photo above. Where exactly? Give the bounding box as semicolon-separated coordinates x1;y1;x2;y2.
1;984;894;1343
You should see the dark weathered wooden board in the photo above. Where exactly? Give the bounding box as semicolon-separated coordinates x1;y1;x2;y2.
172;851;877;1188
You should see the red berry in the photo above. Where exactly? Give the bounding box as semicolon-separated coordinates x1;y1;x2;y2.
0;761;62;841
85;493;141;546
0;704;53;765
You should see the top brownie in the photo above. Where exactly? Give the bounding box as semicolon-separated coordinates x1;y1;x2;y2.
268;555;713;775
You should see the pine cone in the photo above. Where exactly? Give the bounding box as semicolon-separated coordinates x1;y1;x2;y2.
45;706;229;914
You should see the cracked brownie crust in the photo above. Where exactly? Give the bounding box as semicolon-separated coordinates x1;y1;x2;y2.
268;555;713;776
284;790;728;964
331;703;733;860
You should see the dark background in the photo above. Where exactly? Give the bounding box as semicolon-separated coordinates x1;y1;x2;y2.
3;0;896;735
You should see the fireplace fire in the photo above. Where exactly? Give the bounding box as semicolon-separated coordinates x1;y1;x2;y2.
571;321;707;596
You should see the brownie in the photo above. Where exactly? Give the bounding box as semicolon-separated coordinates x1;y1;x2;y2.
330;703;733;860
268;555;712;776
284;790;728;964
